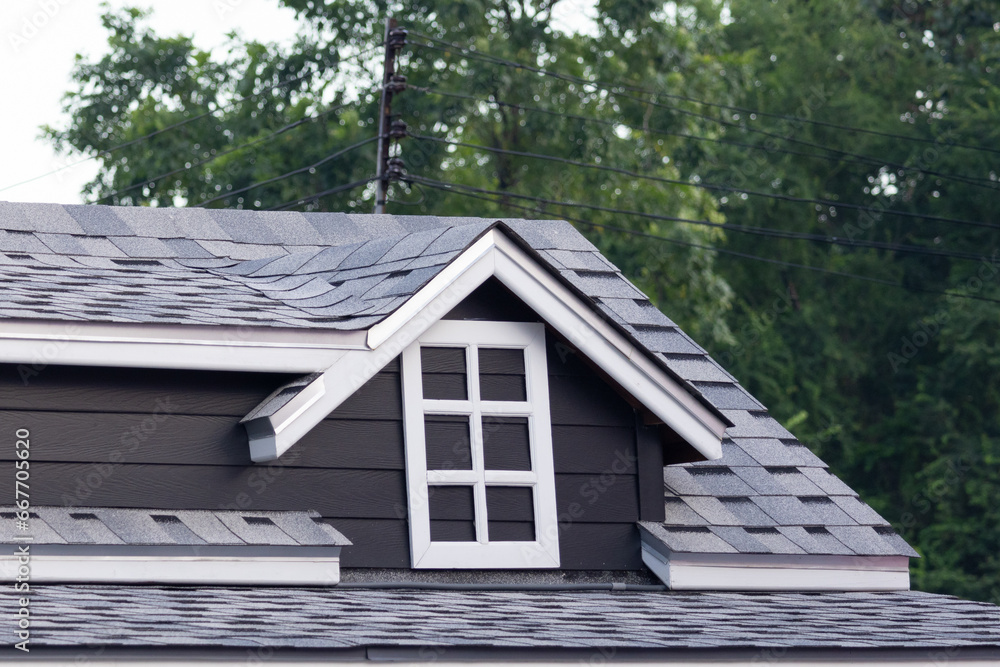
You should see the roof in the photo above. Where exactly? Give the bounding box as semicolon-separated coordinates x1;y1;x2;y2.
0;506;350;547
12;587;1000;652
0;202;913;559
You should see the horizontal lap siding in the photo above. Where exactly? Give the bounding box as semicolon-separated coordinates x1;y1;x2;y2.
0;362;410;568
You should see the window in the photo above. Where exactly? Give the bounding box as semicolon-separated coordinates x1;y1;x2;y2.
400;320;560;568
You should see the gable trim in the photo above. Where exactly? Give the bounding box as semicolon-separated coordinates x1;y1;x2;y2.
247;228;727;462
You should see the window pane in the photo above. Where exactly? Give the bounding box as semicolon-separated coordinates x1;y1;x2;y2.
478;348;527;401
429;485;476;542
482;417;532;470
421;347;467;400
486;486;535;542
425;415;472;470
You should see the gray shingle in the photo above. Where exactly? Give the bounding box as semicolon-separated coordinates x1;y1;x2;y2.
36;233;87;255
332;237;400;271
729;467;788;495
109;236;176;259
767;469;827;496
826;526;899;556
629;326;705;354
778;526;854;555
162;238;217;259
709;526;771;553
750;496;819;526
563;271;646;299
692;383;764;410
378;228;448;265
681;497;742;526
799;467;859;496
689;442;758;468
663;497;710;526
65;205;134;236
830;496;890;526
733;439;803;467
663;467;707;495
719;497;778;527
685;468;757;496
541;249;613;272
723;411;795;439
207;210;286;244
0;231;50;254
659;355;734;383
505;219;599;251
598;298;677;327
741;527;806;554
798;497;858;526
640;523;738;554
1;202;56;232
422;222;491;255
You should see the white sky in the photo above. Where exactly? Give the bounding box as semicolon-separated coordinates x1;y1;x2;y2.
0;0;596;206
0;0;302;205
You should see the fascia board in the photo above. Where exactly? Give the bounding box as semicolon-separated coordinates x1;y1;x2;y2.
0;553;341;586
490;234;726;459
641;544;910;592
0;320;364;373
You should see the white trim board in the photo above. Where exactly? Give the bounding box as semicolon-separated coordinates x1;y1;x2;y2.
249;228;728;462
401;320;561;569
641;544;911;591
0;320;366;372
0;553;341;586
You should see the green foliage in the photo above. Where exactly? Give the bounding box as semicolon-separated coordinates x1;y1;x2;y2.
46;0;1000;601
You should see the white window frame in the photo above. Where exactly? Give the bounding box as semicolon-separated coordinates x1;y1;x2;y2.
400;319;560;569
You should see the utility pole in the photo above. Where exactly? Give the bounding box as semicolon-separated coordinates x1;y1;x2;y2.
374;18;407;214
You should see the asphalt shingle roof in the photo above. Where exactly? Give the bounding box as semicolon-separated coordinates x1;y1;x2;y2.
0;506;349;546
4;587;999;651
0;202;915;559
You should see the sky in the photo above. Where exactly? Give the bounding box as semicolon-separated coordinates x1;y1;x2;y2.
0;0;596;206
0;0;302;205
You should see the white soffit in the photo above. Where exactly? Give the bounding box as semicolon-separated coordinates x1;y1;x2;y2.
641;544;911;592
249;228;727;462
0;320;367;373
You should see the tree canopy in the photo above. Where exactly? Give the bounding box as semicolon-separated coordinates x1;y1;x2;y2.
47;0;1000;602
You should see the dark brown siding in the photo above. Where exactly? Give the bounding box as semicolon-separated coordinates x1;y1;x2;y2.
0;279;653;571
0;361;410;568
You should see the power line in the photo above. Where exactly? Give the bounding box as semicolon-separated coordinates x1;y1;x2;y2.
410;175;1000;305
408;38;999;191
94;93;378;204
406;84;999;193
404;174;990;263
193;136;378;208
0;45;383;195
408;132;1000;232
268;177;377;211
408;31;1000;159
